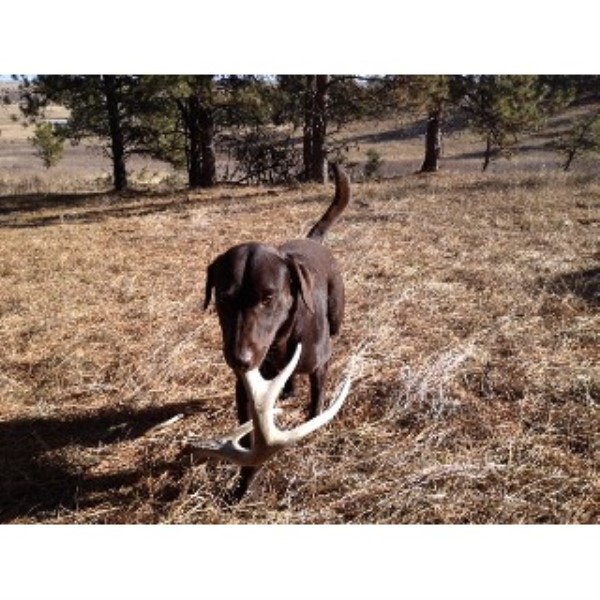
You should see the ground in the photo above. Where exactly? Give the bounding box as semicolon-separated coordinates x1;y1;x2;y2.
0;96;598;523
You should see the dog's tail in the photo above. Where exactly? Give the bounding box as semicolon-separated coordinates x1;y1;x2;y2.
307;163;351;242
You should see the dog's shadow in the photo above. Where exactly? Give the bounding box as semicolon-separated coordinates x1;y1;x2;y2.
0;401;205;522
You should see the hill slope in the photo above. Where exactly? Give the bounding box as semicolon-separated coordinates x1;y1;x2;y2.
1;170;598;523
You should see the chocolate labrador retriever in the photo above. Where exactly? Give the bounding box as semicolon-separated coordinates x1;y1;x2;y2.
203;163;350;498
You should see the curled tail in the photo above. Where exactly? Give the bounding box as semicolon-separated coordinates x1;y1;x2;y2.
307;163;351;242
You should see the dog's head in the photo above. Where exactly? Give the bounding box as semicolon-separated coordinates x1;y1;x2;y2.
204;243;314;372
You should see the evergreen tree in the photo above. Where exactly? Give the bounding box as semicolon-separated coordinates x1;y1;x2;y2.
552;107;600;171
29;122;64;169
135;75;273;187
277;75;376;182
451;75;554;171
19;75;144;191
540;75;600;170
371;75;453;173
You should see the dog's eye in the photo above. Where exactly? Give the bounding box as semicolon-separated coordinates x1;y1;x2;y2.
261;294;274;306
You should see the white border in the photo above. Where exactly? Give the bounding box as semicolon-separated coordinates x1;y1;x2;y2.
2;1;599;74
2;525;597;600
1;4;597;599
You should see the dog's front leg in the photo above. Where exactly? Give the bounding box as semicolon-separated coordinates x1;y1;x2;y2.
229;377;259;502
308;363;328;418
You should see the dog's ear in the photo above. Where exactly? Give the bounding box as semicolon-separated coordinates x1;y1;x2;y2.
203;261;215;310
287;256;315;313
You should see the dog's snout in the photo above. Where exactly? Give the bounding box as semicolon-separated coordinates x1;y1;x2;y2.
232;348;254;371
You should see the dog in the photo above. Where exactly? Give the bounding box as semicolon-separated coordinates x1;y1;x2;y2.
203;163;350;498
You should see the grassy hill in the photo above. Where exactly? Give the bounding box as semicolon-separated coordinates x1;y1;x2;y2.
1;92;599;522
0;162;598;522
2;88;600;194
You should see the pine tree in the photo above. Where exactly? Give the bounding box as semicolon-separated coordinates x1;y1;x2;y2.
452;75;552;171
20;75;141;191
29;122;64;169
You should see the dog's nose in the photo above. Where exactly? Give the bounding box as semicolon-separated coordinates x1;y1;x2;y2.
232;349;254;371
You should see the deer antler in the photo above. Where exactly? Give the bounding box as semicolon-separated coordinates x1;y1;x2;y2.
185;344;353;467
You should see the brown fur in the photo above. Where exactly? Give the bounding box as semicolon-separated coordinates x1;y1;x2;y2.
203;164;351;499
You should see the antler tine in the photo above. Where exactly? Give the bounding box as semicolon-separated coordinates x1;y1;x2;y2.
261;370;352;445
242;343;303;412
185;343;355;467
185;419;255;464
184;345;303;467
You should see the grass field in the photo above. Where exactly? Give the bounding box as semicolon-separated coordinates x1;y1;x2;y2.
0;89;174;194
1;97;598;523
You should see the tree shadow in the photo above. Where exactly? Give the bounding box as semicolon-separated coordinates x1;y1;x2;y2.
345;124;424;145
0;189;189;229
0;191;111;216
0;187;286;230
340;114;471;147
546;267;600;306
0;400;206;522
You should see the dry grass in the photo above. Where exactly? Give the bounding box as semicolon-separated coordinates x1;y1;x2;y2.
1;165;598;523
0;99;174;195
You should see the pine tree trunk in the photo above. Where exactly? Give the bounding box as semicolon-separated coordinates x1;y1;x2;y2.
420;110;442;172
311;75;329;183
187;95;203;188
199;104;216;187
186;92;216;189
302;75;329;183
563;149;576;171
303;75;315;181
102;75;128;192
482;133;492;171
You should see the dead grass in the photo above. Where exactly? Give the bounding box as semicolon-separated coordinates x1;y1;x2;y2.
0;166;598;523
1;100;175;195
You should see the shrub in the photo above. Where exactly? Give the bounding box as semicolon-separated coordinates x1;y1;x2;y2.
226;128;301;184
364;149;383;180
29;122;65;169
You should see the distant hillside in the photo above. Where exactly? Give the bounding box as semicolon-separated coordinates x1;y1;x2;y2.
0;80;21;104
